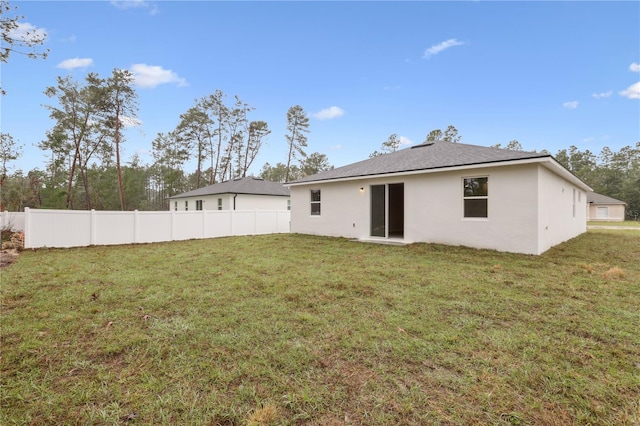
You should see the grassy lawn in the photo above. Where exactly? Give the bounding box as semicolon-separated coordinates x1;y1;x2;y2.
588;221;640;227
2;231;639;425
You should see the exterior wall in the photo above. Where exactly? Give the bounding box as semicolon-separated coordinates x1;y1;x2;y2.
235;194;290;211
290;163;545;254
171;194;289;211
536;165;587;254
587;204;625;221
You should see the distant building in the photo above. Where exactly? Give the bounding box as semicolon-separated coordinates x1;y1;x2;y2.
587;192;626;222
168;177;290;212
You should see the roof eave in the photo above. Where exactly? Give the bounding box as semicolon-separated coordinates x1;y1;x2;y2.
287;156;585;187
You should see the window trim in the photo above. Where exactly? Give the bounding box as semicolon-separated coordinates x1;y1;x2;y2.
462;176;488;219
217;198;223;211
310;189;321;216
596;206;609;219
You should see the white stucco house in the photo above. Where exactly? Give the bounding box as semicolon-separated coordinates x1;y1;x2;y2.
287;140;592;255
586;192;626;221
168;176;290;211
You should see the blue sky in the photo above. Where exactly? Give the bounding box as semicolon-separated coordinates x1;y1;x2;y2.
2;1;639;175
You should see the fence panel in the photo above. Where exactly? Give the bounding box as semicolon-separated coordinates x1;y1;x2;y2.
137;212;173;243
25;209;92;248
94;211;135;246
203;211;233;238
0;212;25;232
22;208;290;249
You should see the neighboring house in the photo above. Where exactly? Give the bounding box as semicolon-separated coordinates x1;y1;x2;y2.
168;176;290;211
587;192;626;221
287;140;592;255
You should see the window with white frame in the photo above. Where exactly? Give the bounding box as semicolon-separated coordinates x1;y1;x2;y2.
287;199;291;211
463;177;488;218
185;201;189;211
217;198;222;210
310;189;321;215
596;206;609;219
174;201;177;211
196;200;203;211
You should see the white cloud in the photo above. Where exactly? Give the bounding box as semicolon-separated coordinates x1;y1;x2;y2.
313;106;345;120
619;81;640;99
423;39;465;59
629;63;640;72
592;91;612;99
330;144;342;151
57;57;94;70
111;0;158;15
130;64;187;88
8;22;47;44
399;136;414;146
563;101;579;109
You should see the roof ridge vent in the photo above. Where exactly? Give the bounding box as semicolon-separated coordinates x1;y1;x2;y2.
411;141;435;149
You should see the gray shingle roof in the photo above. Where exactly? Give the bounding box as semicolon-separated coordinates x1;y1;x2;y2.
587;192;626;205
290;140;551;184
169;177;289;199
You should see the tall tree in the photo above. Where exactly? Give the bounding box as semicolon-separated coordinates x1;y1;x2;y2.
224;96;251;181
443;125;461;143
176;106;213;189
44;73;112;209
284;105;310;182
242;121;270;177
491;140;523;150
425;125;461;143
300;152;333;177
370;133;401;158
103;69;139;210
1;0;48;94
0;132;22;209
38;127;71;207
151;131;191;208
200;90;228;184
260;162;296;183
425;129;442;142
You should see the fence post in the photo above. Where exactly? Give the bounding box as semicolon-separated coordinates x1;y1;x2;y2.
90;209;96;245
171;210;175;241
201;209;206;239
23;208;31;248
134;210;139;244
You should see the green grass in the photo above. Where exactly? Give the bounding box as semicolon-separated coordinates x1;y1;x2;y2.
588;220;640;227
2;231;639;425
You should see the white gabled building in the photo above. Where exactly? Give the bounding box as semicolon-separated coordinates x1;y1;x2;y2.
168;176;290;212
287;141;592;255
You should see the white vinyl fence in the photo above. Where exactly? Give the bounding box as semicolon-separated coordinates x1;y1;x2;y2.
0;212;25;232
22;208;291;249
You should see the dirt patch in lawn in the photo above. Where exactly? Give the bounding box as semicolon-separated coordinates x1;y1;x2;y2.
1;232;23;268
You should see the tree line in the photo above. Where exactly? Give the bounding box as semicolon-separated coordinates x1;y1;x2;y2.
1;69;334;211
